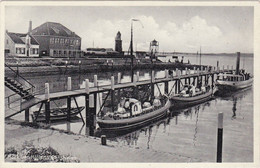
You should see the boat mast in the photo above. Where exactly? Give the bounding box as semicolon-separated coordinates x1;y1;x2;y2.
130;21;134;82
199;46;201;66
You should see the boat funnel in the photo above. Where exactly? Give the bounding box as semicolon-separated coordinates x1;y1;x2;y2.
236;52;240;75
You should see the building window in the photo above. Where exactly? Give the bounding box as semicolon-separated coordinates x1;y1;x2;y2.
59;50;61;55
60;39;64;44
69;51;71;55
22;48;25;54
54;50;57;55
65;39;68;44
70;40;73;44
50;38;54;44
55;38;59;44
36;48;39;54
64;51;66;55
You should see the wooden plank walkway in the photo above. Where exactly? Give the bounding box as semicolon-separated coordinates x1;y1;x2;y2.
17;70;226;113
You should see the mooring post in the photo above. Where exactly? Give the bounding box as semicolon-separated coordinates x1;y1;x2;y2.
187;69;190;75
93;75;98;129
212;74;215;89
136;71;140;82
185;67;188;75
45;83;50;124
25;108;29;122
85;79;90;129
185;78;187;84
217;112;224;163
111;76;115;113
165;70;169;94
101;135;107;145
67;77;72;121
117;72;121;84
176;68;178;76
197;68;200;74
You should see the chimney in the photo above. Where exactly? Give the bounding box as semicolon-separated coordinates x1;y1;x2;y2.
28;20;32;34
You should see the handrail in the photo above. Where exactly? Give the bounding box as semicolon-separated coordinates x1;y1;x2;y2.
5;63;35;89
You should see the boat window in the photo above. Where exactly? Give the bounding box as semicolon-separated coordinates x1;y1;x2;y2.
134;105;138;112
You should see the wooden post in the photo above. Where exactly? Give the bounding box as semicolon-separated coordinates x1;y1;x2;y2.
136;71;140;82
212;74;214;89
177;79;180;93
165;69;169;79
133;75;138;99
67;77;72;121
151;70;155;100
188;77;191;85
117;72;121;84
45;83;50;123
217;112;224;163
25;108;29;122
187;69;190;75
101;135;107;145
185;78;187;84
85;79;90;129
111;76;115;113
175;79;178;94
176;68;178;76
193;67;196;74
93;75;98;130
185;67;188;75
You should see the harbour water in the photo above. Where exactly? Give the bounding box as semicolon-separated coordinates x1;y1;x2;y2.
5;53;254;162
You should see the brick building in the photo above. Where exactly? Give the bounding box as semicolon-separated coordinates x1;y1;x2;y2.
30;22;81;57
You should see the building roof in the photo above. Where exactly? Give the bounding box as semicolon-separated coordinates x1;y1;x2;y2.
6;32;39;45
31;22;80;38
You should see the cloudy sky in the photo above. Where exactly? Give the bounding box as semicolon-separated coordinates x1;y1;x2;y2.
5;6;253;53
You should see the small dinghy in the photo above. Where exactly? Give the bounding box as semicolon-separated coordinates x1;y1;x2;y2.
31;106;85;122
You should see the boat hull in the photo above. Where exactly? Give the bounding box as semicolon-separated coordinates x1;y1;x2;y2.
170;91;213;109
97;100;171;131
216;78;253;91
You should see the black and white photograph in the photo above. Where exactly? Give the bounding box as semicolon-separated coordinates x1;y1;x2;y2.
1;0;259;166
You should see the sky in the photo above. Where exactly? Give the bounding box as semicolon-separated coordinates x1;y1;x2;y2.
5;6;253;53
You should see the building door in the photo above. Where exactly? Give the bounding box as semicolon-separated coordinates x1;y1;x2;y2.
27;49;29;57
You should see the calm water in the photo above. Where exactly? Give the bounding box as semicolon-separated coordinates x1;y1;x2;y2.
5;54;254;162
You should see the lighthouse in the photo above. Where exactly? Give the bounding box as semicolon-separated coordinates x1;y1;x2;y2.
115;31;122;53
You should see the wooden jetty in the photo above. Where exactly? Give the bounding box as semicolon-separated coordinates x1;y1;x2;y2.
5;64;231;135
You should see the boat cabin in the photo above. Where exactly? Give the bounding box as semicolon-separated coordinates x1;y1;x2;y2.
218;73;247;82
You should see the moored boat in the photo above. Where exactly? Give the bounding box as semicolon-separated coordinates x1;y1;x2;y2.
170;84;214;109
216;70;253;92
31;106;85;122
96;96;171;131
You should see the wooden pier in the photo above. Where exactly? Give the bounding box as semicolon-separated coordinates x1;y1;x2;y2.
6;65;231;135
